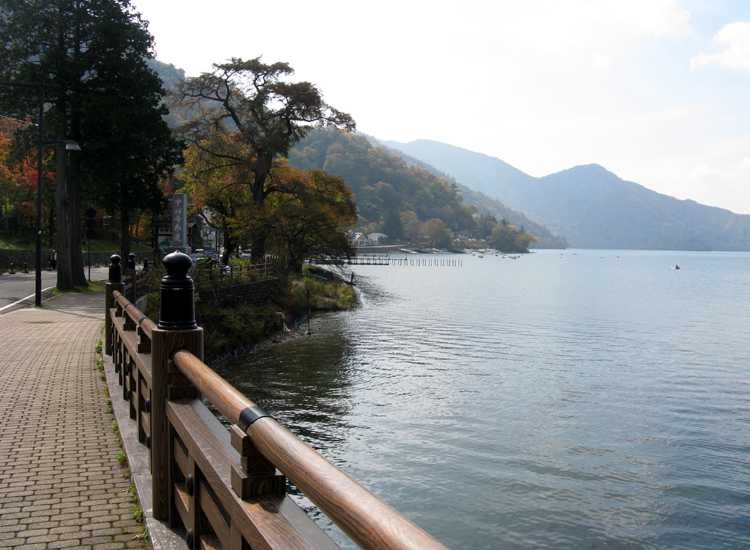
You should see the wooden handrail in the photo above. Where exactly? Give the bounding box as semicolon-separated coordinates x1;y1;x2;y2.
172;349;448;550
112;290;155;340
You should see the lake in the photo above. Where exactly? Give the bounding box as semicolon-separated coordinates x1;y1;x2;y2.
214;249;750;549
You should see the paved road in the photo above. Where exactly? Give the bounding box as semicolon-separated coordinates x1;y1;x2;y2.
0;267;110;313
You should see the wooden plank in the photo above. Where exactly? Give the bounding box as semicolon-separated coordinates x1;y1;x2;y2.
137;373;151;448
199;480;231;547
112;316;153;386
174;482;190;529
173;433;189;479
269;495;341;550
198;533;223;550
129;358;137;420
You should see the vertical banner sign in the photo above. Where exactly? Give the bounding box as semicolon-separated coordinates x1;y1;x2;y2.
172;193;188;252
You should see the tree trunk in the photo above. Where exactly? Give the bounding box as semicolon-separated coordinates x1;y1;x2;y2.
250;233;266;264
120;207;131;264
221;220;232;265
249;173;269;264
48;205;55;247
68;137;86;286
55;139;74;290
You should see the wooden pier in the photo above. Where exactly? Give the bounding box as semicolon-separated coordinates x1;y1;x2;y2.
310;254;463;267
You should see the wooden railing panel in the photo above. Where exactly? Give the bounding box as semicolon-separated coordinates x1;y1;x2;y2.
174;482;190;529
167;398;335;550
110;312;153;386
109;306;153;457
250;419;447;550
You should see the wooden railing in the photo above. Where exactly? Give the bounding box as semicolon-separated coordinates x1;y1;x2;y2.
105;252;448;550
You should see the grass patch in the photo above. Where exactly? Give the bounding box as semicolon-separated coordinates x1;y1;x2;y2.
52;279;106;294
131;505;144;523
0;234;35;249
0;234;153;251
116;449;127;467
291;275;358;310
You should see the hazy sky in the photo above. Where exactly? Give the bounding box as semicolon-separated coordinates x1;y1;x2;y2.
131;0;750;214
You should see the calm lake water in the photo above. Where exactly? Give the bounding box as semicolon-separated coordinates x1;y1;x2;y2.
215;249;750;549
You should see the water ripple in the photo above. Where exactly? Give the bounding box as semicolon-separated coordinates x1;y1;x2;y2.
218;250;750;549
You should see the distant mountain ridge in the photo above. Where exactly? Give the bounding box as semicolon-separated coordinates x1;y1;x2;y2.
383;139;750;251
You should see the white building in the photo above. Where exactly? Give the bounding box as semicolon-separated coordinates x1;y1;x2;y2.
367;232;388;245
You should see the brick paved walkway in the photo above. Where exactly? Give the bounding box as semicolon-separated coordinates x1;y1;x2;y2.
0;291;147;550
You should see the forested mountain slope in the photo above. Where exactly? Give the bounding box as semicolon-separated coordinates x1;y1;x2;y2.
371;139;568;248
289;129;567;247
384;139;750;250
536;164;750;250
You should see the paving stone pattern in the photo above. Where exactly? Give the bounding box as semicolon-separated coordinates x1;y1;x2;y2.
0;292;147;549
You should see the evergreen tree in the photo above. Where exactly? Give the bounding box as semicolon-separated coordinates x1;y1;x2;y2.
0;0;181;285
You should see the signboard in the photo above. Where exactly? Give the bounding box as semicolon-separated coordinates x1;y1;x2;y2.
170;193;190;253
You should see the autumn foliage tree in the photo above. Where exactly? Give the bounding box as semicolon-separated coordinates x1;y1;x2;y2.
183;133;357;271
182;132;250;264
262;163;357;272
174;57;355;262
0;119;55;241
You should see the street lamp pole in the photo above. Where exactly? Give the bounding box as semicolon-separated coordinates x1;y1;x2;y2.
35;78;45;307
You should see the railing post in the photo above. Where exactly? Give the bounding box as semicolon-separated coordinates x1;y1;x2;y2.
105;255;124;356
151;251;203;523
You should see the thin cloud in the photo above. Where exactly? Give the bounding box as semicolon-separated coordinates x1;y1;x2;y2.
691;21;750;71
